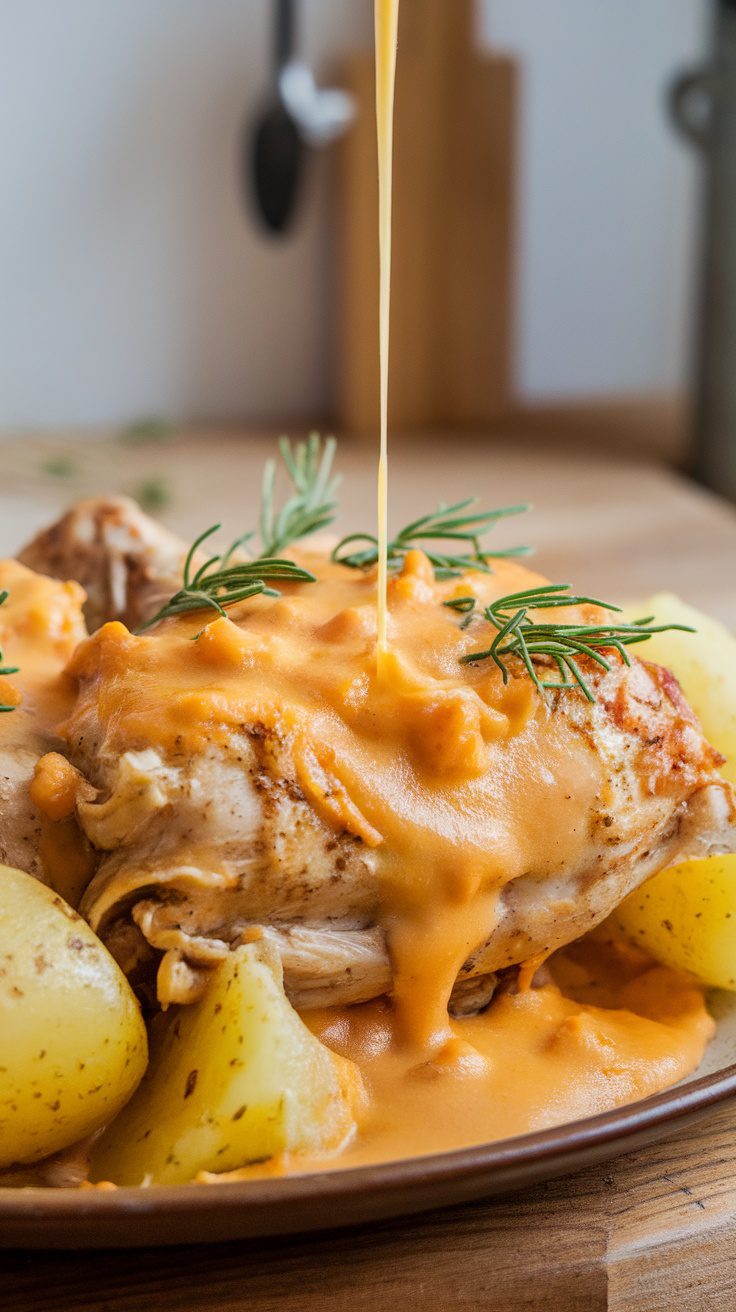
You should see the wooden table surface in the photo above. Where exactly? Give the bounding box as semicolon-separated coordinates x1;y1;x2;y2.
1;429;735;1311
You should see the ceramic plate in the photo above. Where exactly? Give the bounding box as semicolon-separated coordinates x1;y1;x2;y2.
1;992;735;1249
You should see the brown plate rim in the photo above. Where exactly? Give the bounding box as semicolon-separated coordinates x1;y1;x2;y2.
2;1056;736;1247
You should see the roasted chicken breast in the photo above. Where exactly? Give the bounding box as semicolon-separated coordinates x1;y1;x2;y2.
20;503;733;1018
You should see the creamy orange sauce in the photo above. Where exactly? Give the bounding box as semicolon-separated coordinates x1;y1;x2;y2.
0;553;716;1183
0;561;93;903
55;538;718;1173
0;560;86;725
63;551;609;1043
313;938;711;1166
211;933;712;1178
62;545;708;1034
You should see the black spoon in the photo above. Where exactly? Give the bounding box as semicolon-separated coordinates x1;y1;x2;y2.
248;0;305;234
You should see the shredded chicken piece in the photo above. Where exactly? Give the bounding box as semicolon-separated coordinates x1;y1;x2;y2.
19;496;190;633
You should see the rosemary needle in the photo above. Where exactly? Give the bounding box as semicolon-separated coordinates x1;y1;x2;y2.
139;526;315;632
332;498;530;579
444;595;478;629
0;591;19;712
138;435;337;631
260;434;340;557
460;584;694;702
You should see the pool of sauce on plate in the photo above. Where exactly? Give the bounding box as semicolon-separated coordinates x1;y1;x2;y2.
214;932;713;1178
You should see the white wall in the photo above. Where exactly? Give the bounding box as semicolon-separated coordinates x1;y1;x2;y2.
0;0;371;427
0;0;708;426
480;0;708;399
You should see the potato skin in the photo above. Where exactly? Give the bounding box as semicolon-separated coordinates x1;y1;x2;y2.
0;866;148;1168
615;597;736;988
91;942;361;1186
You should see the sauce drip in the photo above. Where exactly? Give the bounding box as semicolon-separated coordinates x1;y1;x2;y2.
303;935;713;1171
321;936;711;1167
374;0;400;659
372;2;512;1051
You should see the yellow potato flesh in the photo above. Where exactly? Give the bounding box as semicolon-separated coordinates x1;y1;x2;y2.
615;596;736;988
613;855;736;991
90;942;361;1185
0;866;148;1167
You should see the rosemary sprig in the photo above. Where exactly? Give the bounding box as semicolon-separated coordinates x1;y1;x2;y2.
332;499;530;579
138;435;336;631
260;434;339;557
139;526;315;632
460;583;694;702
0;591;19;712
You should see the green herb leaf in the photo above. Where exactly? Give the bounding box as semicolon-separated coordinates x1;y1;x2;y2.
332;499;530;579
41;454;79;480
119;417;175;447
138;526;315;632
134;476;173;514
138;435;338;631
260;434;340;557
461;583;695;702
444;595;478;629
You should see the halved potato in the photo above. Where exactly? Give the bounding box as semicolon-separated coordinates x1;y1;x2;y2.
0;866;148;1167
614;596;736;989
91;941;362;1185
612;855;736;991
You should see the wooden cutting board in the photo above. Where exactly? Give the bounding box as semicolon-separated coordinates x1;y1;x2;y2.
335;0;516;433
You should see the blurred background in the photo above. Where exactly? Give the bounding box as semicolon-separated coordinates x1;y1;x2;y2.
0;0;733;500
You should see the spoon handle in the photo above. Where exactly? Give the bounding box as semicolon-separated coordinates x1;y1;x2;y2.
274;0;296;75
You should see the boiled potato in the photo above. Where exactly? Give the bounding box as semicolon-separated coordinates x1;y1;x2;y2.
615;596;736;988
91;941;362;1185
0;866;148;1167
612;855;736;991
